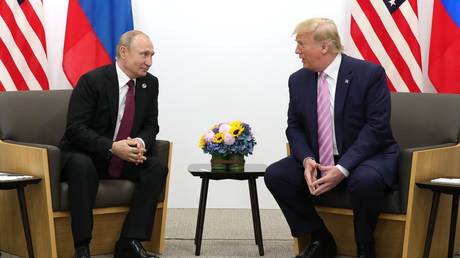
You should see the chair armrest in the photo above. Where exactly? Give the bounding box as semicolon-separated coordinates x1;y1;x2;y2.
0;139;58;257
398;143;457;213
2;139;62;211
410;142;460;180
151;140;172;203
403;142;460;256
152;140;171;167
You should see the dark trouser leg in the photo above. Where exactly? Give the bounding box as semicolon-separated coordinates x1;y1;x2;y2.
347;165;385;243
61;152;99;245
264;156;324;237
120;156;168;240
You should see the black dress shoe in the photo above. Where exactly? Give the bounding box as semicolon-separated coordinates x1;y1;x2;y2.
357;242;376;258
294;238;337;258
114;239;159;258
73;246;90;258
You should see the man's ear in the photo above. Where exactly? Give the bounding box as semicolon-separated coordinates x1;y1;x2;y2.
119;45;128;59
320;43;329;54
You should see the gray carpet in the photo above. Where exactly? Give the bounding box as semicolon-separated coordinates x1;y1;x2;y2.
0;208;351;257
160;208;297;257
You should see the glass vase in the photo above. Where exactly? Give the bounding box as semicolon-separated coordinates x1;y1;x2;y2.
210;154;227;171
227;154;245;172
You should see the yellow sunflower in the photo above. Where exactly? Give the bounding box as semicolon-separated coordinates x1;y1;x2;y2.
229;123;244;137
230;120;242;128
198;135;206;149
212;132;224;143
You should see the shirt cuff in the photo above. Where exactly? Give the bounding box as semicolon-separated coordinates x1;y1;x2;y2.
135;137;146;149
336;164;350;177
303;157;315;168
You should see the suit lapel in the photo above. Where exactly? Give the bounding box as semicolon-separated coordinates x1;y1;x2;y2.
297;70;319;153
307;73;319;153
105;65;119;132
334;54;353;154
133;77;147;133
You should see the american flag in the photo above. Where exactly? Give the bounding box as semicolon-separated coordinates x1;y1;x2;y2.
0;0;48;91
348;0;424;93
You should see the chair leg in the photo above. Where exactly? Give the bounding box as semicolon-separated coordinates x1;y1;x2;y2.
150;206;168;254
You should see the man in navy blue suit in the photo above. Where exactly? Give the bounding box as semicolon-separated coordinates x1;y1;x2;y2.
264;18;399;258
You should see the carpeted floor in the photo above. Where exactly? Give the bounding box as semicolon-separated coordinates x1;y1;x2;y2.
0;208;351;257
3;208;460;257
158;208;297;257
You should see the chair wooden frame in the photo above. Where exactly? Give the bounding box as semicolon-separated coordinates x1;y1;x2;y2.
0;139;172;258
289;143;460;258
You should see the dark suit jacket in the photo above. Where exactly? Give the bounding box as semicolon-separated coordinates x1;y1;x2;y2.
60;64;159;173
286;54;400;188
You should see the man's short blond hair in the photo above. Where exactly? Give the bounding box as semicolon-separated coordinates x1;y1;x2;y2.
293;17;344;54
116;30;150;58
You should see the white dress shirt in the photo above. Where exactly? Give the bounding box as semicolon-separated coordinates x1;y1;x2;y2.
320;54;349;177
114;62;145;148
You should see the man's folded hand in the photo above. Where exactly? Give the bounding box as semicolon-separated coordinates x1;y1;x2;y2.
112;138;146;164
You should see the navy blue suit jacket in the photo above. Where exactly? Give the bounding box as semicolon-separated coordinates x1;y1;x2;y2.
286;54;399;188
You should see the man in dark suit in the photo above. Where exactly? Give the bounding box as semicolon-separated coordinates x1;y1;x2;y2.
59;30;167;258
264;18;399;258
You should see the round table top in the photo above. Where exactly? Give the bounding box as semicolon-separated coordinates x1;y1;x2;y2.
0;172;41;190
188;163;267;179
417;181;460;195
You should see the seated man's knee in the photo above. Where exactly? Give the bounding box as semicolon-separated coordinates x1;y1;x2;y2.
348;166;383;195
264;162;283;189
264;157;298;190
64;152;97;178
144;156;168;179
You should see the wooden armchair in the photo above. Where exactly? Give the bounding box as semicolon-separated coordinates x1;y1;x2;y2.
291;93;460;258
0;90;172;258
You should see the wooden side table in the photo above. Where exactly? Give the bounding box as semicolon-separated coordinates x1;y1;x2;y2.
188;164;267;256
0;173;41;258
416;181;460;258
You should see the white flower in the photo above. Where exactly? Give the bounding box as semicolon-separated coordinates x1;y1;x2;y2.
219;123;231;133
223;133;235;145
205;130;215;141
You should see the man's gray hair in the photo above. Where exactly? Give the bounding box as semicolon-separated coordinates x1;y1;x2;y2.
116;30;150;58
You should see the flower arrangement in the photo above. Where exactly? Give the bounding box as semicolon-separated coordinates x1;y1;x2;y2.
198;120;256;157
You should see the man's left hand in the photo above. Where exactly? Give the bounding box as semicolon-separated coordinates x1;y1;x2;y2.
127;137;146;165
310;165;345;196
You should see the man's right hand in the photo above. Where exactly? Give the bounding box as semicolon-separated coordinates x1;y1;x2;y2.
304;158;318;194
111;139;146;163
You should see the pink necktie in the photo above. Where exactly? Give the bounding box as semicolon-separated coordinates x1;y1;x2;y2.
108;80;135;178
317;72;334;166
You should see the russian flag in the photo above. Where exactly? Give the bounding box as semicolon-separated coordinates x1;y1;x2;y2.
428;0;460;93
62;0;133;86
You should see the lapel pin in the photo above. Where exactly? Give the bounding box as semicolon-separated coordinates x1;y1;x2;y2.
141;83;147;89
344;79;349;84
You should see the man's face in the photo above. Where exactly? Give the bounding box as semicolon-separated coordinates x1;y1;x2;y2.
119;35;154;78
295;32;325;72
